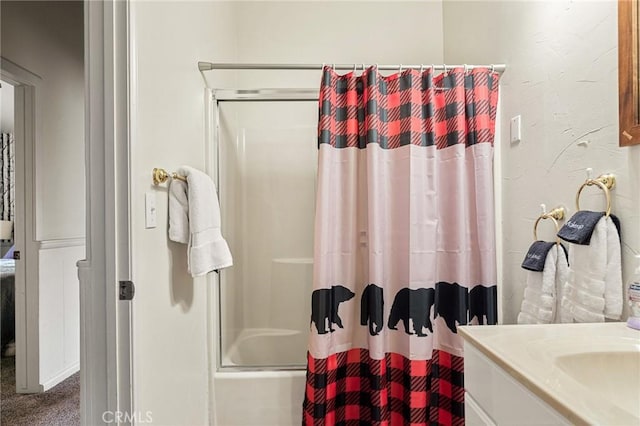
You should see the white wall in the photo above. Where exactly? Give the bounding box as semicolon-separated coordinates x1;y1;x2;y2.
233;1;444;87
443;0;640;323
1;81;14;133
1;1;85;240
129;1;237;424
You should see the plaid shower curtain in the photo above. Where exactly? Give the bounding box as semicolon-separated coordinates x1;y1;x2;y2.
0;133;15;224
304;66;500;425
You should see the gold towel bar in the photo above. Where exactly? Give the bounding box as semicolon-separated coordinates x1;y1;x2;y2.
575;173;615;217
533;206;565;243
152;168;187;185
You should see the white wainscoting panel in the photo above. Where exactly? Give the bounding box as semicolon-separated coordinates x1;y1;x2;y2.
38;239;85;390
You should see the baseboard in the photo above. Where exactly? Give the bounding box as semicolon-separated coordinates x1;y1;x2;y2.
41;362;80;392
16;382;44;394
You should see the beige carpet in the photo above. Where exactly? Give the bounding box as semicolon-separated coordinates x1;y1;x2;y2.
1;357;79;426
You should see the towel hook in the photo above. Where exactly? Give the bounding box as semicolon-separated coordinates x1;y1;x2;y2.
575;173;616;217
533;206;565;243
586;167;593;180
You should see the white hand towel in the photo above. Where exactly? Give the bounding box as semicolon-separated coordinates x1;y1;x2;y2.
560;216;622;322
168;166;233;277
168;179;189;244
517;244;569;324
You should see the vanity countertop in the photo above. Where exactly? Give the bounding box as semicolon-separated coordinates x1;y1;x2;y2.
458;322;640;425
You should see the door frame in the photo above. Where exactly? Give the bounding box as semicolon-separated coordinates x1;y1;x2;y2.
0;57;41;393
1;0;132;418
83;0;132;423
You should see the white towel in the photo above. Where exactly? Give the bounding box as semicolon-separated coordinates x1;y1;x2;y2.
560;216;622;322
168;166;233;277
169;179;189;244
517;245;569;324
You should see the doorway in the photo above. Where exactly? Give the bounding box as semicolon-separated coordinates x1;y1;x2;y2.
1;80;16;361
1;0;85;423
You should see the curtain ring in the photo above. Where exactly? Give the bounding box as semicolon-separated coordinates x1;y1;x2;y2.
353;63;357;73
420;64;424;73
490;64;495;73
463;64;469;74
332;63;336;70
399;63;403;72
362;63;366;72
443;64;447;75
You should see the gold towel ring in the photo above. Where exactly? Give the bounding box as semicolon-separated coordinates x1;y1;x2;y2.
575;174;616;217
533;206;565;244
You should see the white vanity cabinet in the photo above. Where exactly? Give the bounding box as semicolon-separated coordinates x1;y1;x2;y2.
463;342;570;426
458;323;640;426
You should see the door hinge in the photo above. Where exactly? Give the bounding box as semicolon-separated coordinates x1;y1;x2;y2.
119;280;135;301
13;250;20;260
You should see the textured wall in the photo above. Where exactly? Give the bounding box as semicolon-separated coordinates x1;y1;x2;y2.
443;0;640;323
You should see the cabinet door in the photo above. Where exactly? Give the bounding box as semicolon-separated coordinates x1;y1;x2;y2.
464;343;571;425
465;392;497;426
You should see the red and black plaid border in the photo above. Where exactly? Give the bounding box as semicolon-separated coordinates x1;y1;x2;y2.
303;348;465;426
318;67;499;150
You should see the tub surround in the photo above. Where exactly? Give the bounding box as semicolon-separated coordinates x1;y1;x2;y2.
459;323;640;425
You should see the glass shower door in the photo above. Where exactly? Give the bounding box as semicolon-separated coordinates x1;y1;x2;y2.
217;101;317;369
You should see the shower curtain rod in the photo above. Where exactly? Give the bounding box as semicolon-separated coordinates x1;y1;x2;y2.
198;62;506;73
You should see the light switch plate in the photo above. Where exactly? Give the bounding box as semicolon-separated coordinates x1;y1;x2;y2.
510;115;522;143
145;192;157;229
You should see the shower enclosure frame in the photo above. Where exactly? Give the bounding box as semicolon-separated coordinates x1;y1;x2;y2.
207;88;319;373
205;85;504;373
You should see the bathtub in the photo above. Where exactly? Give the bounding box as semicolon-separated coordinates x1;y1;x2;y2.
214;328;308;425
223;328;308;367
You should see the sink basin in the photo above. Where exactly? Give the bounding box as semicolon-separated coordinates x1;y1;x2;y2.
555;351;640;417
